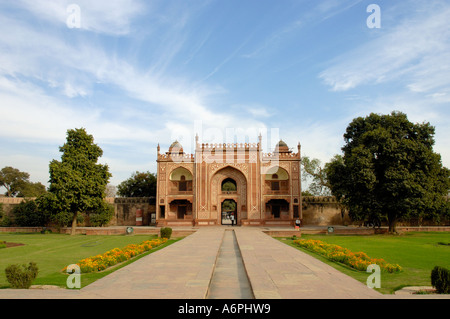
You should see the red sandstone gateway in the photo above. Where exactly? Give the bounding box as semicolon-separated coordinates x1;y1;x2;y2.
156;136;302;227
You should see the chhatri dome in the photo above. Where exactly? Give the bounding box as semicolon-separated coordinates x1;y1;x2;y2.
275;140;291;153
168;140;184;154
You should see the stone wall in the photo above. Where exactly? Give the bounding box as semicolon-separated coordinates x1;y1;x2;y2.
301;196;450;226
1;196;448;227
302;196;350;226
0;197;32;216
113;197;156;226
0;197;157;227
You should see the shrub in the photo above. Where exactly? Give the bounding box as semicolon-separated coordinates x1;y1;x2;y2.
431;266;450;294
0;241;6;249
160;227;172;239
5;262;39;289
63;238;168;273
293;239;402;273
0;215;12;227
0;203;11;227
88;202;114;227
40;227;52;234
12;200;47;227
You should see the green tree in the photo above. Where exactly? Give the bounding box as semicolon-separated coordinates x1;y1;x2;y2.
0;167;30;197
222;181;237;192
47;128;111;235
88;202;115;227
0;166;46;197
117;171;156;197
326;111;450;233
12;200;49;227
16;181;47;197
301;156;332;195
222;200;236;211
324;155;346;199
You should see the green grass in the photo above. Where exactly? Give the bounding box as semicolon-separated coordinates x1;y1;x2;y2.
0;233;182;289
279;232;450;294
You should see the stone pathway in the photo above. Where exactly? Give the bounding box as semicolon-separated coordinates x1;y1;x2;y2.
206;229;253;299
0;227;449;299
234;227;381;299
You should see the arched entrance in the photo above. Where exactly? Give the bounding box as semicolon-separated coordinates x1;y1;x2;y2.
266;199;290;219
169;199;193;220
221;199;237;225
210;166;247;226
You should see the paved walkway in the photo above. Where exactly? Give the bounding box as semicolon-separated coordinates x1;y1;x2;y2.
206;229;253;299
234;227;380;299
0;227;448;299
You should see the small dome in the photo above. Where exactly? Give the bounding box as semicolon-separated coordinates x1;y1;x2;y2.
168;140;184;154
275;140;291;153
170;140;183;149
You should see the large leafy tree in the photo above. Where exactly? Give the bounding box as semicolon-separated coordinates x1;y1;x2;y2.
0;166;29;197
0;166;46;197
301;156;332;196
16;181;47;197
47;128;111;235
117;171;156;197
326;111;450;233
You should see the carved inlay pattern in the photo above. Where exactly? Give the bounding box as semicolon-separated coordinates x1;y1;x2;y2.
210;167;247;209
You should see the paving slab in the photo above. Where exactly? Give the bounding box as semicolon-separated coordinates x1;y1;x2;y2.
0;227;225;299
0;226;449;299
234;227;383;299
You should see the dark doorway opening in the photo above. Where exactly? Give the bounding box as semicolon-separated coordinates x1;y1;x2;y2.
272;205;280;218
169;199;192;220
177;205;187;219
221;199;237;225
266;199;289;219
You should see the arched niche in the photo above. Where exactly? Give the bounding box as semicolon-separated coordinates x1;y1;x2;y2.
264;166;289;180
210;166;247;224
169;167;193;181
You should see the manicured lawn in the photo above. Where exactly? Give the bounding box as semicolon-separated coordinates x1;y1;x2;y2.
280;232;450;294
0;233;181;289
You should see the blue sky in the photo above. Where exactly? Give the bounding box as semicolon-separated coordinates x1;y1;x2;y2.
1;0;449;190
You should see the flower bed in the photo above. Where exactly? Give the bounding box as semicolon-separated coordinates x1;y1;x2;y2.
293;239;402;273
64;238;168;273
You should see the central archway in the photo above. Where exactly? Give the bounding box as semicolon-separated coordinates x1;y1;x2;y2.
210;166;247;225
221;199;237;225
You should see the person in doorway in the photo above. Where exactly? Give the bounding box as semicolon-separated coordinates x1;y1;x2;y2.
231;214;235;226
295;218;301;229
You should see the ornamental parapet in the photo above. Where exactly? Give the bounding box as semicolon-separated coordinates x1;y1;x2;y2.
302;196;338;203
114;197;156;204
262;152;300;159
198;142;259;150
157;153;195;161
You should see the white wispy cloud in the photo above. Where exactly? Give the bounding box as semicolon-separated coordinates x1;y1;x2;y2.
247;106;272;118
242;0;362;59
15;0;146;35
0;1;270;186
317;1;450;168
319;3;450;94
